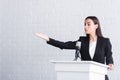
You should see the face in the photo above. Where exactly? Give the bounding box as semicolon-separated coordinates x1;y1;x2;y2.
84;19;98;35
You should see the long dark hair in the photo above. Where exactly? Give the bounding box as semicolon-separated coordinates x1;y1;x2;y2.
85;16;103;37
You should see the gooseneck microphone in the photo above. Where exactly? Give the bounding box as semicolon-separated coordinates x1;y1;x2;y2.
73;41;81;61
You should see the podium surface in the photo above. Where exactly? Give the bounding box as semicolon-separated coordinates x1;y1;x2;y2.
51;61;108;80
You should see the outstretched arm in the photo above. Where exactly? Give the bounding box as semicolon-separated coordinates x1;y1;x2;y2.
35;32;76;49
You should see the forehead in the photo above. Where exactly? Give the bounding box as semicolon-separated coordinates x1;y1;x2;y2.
85;19;94;23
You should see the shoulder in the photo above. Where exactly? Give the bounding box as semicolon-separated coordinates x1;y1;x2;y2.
78;36;89;41
78;36;110;40
98;37;112;46
98;37;110;42
78;36;111;42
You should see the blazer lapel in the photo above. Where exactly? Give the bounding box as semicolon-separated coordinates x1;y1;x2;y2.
84;37;92;60
92;37;100;60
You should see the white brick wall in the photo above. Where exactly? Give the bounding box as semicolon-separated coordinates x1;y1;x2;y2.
0;0;119;80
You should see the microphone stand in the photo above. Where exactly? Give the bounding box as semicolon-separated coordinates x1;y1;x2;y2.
73;47;81;61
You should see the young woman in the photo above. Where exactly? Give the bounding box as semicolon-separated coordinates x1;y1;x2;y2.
35;16;114;80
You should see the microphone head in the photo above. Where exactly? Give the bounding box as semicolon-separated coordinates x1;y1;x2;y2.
76;41;81;49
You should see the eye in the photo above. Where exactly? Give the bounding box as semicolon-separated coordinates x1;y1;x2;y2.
88;23;90;26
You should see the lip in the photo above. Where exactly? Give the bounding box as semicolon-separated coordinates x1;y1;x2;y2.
85;29;88;32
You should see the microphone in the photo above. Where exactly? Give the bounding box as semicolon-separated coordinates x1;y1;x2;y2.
73;41;81;61
76;41;81;50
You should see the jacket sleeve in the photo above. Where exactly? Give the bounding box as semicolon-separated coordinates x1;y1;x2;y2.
46;38;77;49
105;38;114;65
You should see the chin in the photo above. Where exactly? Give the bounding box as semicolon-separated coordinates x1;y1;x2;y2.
85;32;90;34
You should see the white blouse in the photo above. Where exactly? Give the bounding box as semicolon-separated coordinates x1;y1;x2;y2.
89;41;97;59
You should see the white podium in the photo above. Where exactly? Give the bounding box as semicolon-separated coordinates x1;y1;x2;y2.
51;61;108;80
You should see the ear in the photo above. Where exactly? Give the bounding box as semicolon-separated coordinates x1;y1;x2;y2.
95;24;98;29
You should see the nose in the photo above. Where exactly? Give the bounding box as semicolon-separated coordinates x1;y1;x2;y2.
84;26;87;31
84;25;87;29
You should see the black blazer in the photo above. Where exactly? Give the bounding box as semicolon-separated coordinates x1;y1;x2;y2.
47;36;114;65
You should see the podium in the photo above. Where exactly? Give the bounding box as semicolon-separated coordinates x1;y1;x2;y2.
51;61;108;80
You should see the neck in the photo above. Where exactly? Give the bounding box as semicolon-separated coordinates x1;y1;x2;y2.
89;33;97;42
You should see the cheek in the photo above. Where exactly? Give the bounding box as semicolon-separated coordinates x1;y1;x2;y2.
85;26;94;33
85;26;91;31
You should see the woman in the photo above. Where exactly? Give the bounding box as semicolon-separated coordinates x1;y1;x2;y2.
35;16;114;80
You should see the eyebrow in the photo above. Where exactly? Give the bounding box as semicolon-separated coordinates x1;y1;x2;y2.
86;22;91;23
85;22;91;24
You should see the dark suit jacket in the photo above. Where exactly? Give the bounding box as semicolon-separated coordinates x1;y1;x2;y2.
47;36;114;65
